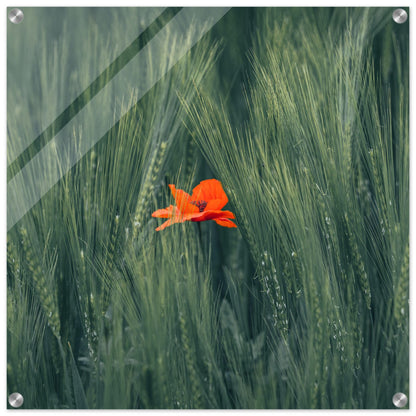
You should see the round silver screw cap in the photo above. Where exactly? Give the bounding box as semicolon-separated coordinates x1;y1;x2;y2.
392;8;408;24
392;392;408;408
8;392;24;408
8;8;24;24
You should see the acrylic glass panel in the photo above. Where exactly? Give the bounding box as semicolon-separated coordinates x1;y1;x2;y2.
7;7;409;409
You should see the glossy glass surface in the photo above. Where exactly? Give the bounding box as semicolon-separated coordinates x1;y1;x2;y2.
7;7;409;409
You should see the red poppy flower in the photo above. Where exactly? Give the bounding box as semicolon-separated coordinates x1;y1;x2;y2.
152;179;237;231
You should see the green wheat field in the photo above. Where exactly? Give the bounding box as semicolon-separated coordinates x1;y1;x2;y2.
7;7;409;409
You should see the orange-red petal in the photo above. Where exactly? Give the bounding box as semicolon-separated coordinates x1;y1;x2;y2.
213;218;237;228
191;179;228;209
169;184;199;214
155;218;174;231
205;199;227;211
152;205;176;218
189;209;235;222
154;208;187;231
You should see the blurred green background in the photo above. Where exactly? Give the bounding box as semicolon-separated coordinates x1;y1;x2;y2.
7;7;409;409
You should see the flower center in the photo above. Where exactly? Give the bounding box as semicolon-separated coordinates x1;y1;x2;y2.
190;199;207;212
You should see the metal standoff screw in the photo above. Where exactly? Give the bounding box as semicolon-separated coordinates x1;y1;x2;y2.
392;392;408;408
392;9;408;24
8;392;24;408
8;8;24;24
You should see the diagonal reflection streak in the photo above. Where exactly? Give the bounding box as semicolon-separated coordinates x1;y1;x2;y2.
7;7;230;231
7;7;174;177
